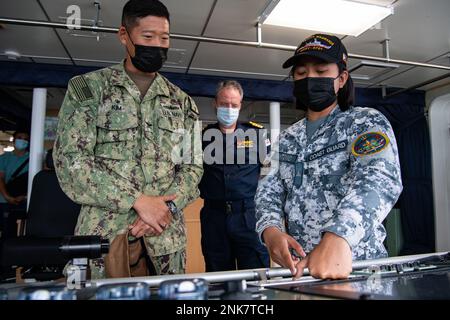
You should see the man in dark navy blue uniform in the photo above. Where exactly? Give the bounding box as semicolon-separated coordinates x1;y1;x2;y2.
199;80;270;272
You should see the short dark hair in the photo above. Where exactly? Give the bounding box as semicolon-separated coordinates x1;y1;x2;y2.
290;62;354;112
122;0;170;31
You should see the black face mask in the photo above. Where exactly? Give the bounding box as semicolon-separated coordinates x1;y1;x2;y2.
126;31;168;73
293;76;339;112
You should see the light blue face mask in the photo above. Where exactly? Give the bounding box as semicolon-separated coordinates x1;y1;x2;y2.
15;139;29;150
217;107;239;127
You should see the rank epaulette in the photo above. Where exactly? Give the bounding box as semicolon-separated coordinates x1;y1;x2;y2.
248;121;264;129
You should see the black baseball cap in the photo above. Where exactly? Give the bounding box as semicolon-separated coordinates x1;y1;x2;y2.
282;34;348;69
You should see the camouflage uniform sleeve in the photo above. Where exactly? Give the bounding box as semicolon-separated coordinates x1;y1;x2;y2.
164;96;204;210
255;144;287;242
54;76;142;213
321;110;403;249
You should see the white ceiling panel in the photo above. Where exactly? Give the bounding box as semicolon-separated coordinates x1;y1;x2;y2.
37;0;206;66
260;25;316;48
0;25;69;59
39;0;214;35
54;29;198;66
164;0;217;35
39;0;128;28
203;0;269;40
350;63;411;87
364;54;450;88
0;0;48;20
190;42;292;79
381;67;450;89
54;30;124;62
428;52;450;67
343;0;450;63
0;0;69;61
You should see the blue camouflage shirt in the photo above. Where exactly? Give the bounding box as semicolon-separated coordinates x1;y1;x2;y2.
255;105;403;260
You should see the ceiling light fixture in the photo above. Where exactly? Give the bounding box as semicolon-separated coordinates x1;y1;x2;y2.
261;0;394;37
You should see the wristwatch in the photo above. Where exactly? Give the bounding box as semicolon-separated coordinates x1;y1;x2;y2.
166;200;179;216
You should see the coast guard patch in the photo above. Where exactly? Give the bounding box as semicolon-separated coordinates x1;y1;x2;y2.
352;132;390;157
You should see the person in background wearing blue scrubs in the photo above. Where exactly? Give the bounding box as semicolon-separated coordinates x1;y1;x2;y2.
0;129;30;237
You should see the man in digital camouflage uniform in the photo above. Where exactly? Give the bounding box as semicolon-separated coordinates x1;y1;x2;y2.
54;0;203;279
255;34;402;280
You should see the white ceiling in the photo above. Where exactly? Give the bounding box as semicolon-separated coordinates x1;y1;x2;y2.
0;0;449;91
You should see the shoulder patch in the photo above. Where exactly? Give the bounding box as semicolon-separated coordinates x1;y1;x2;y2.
352;132;389;157
248;121;264;129
70;76;93;102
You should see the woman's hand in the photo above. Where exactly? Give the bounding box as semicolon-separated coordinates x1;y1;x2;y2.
263;226;306;275
294;232;352;279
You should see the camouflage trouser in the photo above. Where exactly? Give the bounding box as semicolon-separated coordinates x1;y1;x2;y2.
89;249;186;280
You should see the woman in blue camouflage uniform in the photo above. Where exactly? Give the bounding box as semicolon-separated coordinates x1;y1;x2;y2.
255;34;403;280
